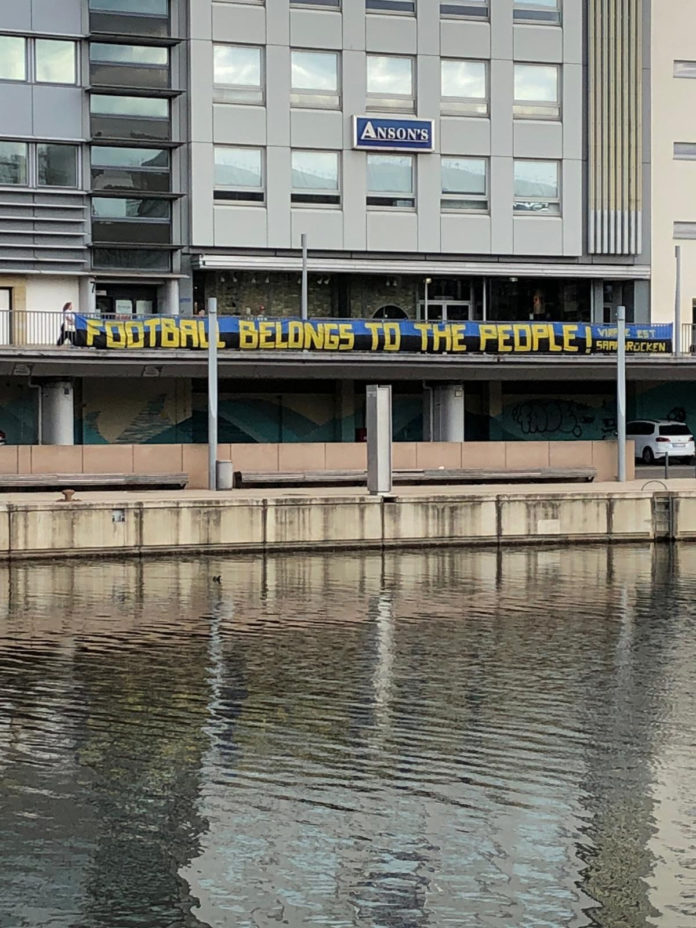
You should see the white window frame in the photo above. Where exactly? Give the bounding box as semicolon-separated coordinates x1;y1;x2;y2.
513;0;561;24
366;0;416;14
366;153;415;209
440;59;488;116
290;50;340;109
291;150;341;206
213;45;264;105
440;0;488;20
34;38;78;85
0;140;81;190
440;156;488;212
513;159;561;215
366;54;415;113
513;63;560;120
213;146;265;203
0;35;27;82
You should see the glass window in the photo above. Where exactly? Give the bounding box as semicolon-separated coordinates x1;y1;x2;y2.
674;61;696;79
37;144;79;187
441;157;488;211
0;141;28;185
513;160;560;214
513;64;560;118
289;0;340;6
90;43;168;65
514;0;560;23
92;146;168;168
214;147;264;202
89;0;169;12
367;153;414;207
213;46;263;104
92;197;170;219
367;0;415;13
674;142;696;160
35;40;77;84
441;60;487;115
0;36;26;81
90;94;169;117
440;0;488;19
92;248;171;271
367;55;414;111
291;151;340;205
291;51;339;108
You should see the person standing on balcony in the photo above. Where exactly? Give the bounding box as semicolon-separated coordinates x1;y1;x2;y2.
56;301;76;346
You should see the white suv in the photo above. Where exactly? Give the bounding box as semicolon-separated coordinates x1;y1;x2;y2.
626;419;695;464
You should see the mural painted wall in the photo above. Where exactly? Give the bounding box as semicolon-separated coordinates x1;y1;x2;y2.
80;379;192;444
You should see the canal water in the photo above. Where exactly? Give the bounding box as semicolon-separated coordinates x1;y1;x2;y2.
1;545;695;928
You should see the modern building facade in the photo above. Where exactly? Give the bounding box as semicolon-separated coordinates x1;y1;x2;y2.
3;0;693;449
188;0;650;325
0;0;187;325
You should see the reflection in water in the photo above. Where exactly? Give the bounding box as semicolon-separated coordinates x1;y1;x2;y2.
1;545;696;927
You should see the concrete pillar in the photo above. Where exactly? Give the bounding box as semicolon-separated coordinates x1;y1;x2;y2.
40;381;74;445
162;279;180;315
432;384;465;441
78;277;96;315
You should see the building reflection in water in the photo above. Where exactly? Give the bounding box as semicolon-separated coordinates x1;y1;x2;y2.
0;543;695;927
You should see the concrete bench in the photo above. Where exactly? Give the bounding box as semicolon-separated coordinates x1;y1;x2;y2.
234;466;597;488
0;473;189;491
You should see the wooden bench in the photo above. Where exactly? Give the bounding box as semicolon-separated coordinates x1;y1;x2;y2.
234;466;597;488
0;473;189;491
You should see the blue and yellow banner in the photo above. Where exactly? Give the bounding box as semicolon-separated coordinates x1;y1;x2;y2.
73;316;673;354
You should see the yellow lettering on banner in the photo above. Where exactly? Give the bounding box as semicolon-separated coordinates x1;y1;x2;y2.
106;323;126;349
451;324;467;352
383;322;401;351
563;324;579;352
548;323;562;352
198;319;208;348
584;325;593;353
323;323;340;350
365;322;382;350
339;322;354;350
479;324;498;351
512;324;531;352
531;323;549;352
414;323;430;351
288;321;304;348
274;322;289;349
497;324;513;352
143;319;160;348
238;320;258;349
431;325;451;353
125;321;145;348
160;317;179;348
178;319;199;348
258;321;275;349
304;322;324;349
86;319;102;347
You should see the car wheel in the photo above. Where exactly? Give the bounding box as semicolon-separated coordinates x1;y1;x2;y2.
642;447;654;465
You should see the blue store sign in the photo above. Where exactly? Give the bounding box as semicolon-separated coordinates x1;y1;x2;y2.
353;116;435;152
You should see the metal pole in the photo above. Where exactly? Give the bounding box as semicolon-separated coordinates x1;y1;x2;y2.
207;297;218;491
482;277;487;321
301;233;308;321
424;277;431;321
675;244;682;355
617;305;626;482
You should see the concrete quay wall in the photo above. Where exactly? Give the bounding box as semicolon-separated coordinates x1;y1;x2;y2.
0;487;692;561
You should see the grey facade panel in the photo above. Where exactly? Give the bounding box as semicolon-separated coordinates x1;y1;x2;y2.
32;0;83;34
